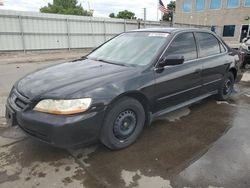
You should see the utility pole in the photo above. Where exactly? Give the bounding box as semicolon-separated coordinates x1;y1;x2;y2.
88;1;94;17
143;8;146;28
88;1;91;11
157;1;159;21
172;10;175;27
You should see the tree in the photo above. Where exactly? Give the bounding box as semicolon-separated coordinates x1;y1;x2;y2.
162;0;175;21
40;0;93;16
109;13;115;18
109;10;136;19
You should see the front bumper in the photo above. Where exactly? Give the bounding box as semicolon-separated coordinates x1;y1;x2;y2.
5;92;106;148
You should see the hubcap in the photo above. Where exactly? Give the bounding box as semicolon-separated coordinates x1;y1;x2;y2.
223;78;232;95
113;110;137;140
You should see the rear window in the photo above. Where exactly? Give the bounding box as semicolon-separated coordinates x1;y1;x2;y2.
196;32;221;57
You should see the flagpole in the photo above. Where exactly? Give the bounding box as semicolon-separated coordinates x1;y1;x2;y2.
157;1;159;21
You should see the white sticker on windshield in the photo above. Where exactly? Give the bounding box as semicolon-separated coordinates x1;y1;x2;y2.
148;33;169;37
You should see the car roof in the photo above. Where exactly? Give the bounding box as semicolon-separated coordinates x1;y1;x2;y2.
130;27;209;34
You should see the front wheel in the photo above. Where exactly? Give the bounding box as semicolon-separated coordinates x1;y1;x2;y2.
100;97;145;150
216;72;235;101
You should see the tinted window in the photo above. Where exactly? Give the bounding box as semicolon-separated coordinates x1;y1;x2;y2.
196;32;221;57
227;0;240;8
196;0;205;11
183;0;192;12
223;25;235;37
210;0;222;9
165;33;197;61
88;32;169;66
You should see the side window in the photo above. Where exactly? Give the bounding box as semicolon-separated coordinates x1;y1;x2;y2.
223;25;235;37
196;0;206;11
210;0;222;9
165;32;197;61
183;0;192;12
227;0;240;8
196;32;221;57
245;0;250;6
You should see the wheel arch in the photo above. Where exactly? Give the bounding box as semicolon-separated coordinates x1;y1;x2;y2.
228;67;237;80
105;91;153;126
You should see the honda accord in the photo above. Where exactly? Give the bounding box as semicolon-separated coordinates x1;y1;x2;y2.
5;28;242;150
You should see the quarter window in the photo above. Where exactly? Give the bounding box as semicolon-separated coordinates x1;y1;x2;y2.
183;0;192;12
219;43;226;53
227;0;240;8
210;0;222;9
245;0;250;6
223;25;235;37
196;32;221;57
196;0;206;11
165;33;197;61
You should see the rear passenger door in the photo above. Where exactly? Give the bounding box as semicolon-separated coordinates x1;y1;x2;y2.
195;32;228;93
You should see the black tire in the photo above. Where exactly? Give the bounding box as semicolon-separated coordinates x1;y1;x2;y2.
100;97;145;150
216;72;235;101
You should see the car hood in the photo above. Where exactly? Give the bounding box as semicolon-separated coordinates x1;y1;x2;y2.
17;59;134;100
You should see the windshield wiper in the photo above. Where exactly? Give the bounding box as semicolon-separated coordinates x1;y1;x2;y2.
72;56;87;62
96;58;126;67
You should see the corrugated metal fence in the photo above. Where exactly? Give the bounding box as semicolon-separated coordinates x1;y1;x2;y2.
0;10;172;52
0;10;213;52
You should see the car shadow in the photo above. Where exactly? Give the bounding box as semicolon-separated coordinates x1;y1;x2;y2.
0;96;237;188
76;97;236;187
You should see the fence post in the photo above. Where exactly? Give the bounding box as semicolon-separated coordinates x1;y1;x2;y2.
18;15;25;53
104;20;107;41
124;19;127;32
66;18;70;51
90;17;95;48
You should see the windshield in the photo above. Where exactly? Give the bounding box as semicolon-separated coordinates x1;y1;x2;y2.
88;32;169;66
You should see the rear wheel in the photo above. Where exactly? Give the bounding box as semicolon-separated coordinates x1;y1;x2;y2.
216;72;234;100
100;97;145;150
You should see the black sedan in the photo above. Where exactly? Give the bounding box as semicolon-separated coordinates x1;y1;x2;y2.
5;28;242;150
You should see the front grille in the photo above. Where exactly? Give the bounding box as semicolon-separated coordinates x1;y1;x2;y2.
15;98;27;109
9;89;30;110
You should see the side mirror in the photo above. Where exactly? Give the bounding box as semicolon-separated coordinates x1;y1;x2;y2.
158;55;184;67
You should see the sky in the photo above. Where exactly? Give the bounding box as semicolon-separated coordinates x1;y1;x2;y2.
0;0;171;21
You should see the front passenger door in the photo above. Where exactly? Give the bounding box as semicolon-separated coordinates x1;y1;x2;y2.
154;32;203;113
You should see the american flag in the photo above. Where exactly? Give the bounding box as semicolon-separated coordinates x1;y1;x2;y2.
159;0;169;14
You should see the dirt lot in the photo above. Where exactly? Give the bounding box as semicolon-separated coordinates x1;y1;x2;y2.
1;54;250;188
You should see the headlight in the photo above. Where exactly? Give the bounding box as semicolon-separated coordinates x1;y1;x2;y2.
34;98;92;115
